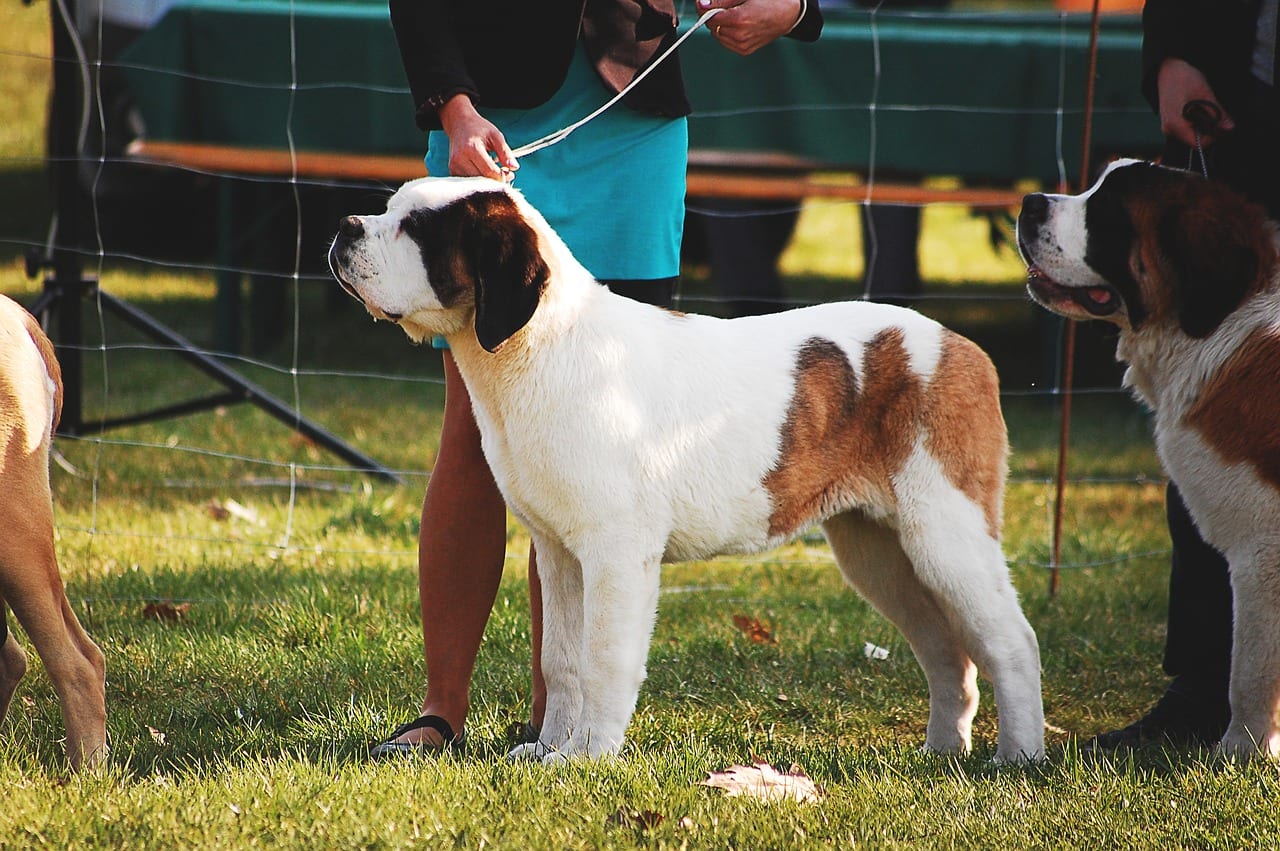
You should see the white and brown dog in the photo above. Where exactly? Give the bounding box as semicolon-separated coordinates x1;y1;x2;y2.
330;177;1044;764
0;295;106;770
1018;158;1280;759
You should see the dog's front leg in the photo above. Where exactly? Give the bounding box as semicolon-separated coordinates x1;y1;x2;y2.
1219;552;1280;760
0;618;29;723
0;512;107;771
508;534;583;762
552;552;662;762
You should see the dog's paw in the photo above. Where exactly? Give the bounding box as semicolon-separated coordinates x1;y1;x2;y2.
1212;738;1255;762
991;748;1046;767
508;740;579;764
1214;725;1280;761
919;741;968;759
506;741;551;762
541;749;573;766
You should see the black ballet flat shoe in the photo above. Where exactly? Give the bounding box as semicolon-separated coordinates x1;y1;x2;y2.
1082;689;1229;752
368;714;465;759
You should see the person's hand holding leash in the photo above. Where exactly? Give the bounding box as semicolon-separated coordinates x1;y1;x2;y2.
1156;57;1235;148
438;94;518;181
697;0;806;56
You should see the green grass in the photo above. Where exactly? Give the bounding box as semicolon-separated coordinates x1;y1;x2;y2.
5;4;1280;850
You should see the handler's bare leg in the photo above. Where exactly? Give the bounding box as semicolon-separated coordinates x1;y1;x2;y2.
390;353;546;746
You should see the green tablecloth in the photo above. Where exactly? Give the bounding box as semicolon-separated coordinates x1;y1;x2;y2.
121;1;1160;185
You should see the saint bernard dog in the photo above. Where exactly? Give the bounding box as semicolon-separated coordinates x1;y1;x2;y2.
0;295;107;770
1018;158;1280;759
330;176;1044;764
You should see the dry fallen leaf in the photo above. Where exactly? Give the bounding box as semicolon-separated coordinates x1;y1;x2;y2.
142;601;192;623
222;499;261;525
700;761;824;803
207;499;263;525
731;614;776;645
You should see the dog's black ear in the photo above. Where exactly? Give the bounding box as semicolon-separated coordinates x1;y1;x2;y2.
460;191;550;353
1158;190;1270;339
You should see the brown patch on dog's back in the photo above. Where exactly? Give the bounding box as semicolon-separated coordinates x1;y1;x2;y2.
1186;328;1280;490
923;333;1007;538
764;331;922;538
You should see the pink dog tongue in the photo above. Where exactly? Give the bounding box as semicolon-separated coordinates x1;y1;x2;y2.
1087;288;1112;305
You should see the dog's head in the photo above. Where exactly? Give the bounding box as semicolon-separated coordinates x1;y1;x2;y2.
1017;159;1276;339
328;177;550;352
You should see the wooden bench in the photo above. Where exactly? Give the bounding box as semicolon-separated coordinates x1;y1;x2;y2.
127;140;1029;209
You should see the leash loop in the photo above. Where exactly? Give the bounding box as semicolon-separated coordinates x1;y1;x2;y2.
509;7;724;160
1182;99;1221;178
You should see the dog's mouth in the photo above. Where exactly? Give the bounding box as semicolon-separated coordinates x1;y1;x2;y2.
1025;265;1121;318
327;244;404;321
327;242;364;302
333;270;364;305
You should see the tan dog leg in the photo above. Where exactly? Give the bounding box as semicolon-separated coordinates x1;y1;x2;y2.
0;488;107;770
0;297;107;770
0;616;30;722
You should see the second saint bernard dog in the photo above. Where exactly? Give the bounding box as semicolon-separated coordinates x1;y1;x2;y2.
331;176;1044;764
1019;158;1280;759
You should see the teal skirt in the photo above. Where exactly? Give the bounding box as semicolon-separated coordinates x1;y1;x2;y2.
426;41;687;282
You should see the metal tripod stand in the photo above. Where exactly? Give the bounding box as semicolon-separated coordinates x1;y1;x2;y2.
29;0;399;484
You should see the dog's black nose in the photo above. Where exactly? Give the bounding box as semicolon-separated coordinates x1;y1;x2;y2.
1017;193;1048;239
1020;193;1047;224
338;216;364;239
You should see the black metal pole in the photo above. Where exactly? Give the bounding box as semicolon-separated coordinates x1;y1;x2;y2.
46;0;88;433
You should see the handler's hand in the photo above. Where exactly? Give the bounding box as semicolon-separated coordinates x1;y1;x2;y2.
438;94;518;181
1157;58;1234;148
698;0;803;56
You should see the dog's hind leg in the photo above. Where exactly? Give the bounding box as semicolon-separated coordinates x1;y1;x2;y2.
823;511;980;756
893;491;1044;763
0;498;107;770
0;603;30;724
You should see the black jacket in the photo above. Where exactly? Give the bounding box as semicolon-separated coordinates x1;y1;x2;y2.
389;0;824;130
1141;0;1264;120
